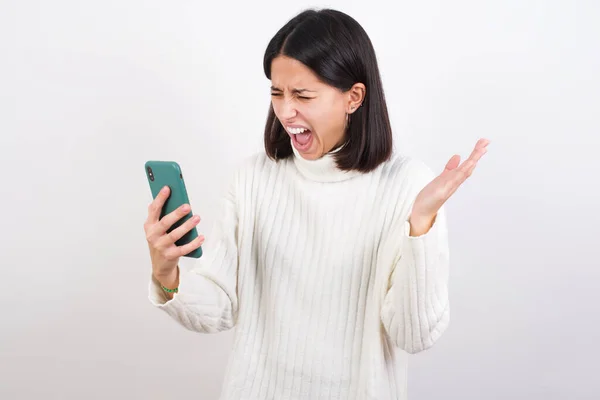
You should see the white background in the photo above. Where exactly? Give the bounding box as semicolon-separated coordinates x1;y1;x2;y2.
1;0;599;399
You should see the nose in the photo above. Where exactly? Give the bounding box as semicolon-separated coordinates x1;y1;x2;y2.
279;98;298;121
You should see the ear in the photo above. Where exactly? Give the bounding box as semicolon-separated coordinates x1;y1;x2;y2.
346;83;366;114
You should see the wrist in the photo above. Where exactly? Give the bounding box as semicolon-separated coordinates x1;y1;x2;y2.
408;213;437;236
154;267;179;290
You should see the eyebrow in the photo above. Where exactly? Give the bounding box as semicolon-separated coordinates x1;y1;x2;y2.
270;86;316;93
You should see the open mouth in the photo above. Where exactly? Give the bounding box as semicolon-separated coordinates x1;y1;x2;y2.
287;126;313;152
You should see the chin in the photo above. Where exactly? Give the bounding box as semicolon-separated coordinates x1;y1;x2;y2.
292;136;324;160
297;144;326;160
300;151;320;160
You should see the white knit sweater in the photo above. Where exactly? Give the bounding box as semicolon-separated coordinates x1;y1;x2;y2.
149;144;450;400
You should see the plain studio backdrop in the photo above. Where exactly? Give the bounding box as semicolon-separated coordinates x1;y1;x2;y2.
1;0;599;399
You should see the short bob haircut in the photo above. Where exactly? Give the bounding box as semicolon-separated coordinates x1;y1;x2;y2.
263;8;393;173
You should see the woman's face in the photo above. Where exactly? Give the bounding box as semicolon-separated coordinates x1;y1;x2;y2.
270;55;364;160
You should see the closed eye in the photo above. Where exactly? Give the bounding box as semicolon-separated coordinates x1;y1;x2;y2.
270;92;315;101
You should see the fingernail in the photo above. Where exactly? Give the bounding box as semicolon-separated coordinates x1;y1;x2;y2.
193;216;200;222
182;204;190;212
162;186;168;193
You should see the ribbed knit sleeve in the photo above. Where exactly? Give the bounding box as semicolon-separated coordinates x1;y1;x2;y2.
380;162;451;354
148;170;240;334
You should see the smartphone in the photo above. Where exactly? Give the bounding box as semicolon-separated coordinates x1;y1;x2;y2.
144;160;202;258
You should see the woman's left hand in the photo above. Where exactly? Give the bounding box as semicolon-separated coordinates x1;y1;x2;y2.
409;138;490;235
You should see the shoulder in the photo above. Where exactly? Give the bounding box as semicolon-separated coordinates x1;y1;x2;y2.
378;151;436;192
227;150;289;189
373;151;439;223
237;150;275;170
232;151;279;177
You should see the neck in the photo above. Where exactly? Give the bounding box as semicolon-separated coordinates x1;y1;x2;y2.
290;141;361;183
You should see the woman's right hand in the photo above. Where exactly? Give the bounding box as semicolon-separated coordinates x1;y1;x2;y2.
144;186;205;288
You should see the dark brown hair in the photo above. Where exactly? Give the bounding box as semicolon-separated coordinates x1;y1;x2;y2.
263;8;393;173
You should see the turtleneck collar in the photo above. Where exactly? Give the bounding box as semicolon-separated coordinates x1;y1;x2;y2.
291;140;362;182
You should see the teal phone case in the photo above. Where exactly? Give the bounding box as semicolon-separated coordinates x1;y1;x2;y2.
144;160;202;258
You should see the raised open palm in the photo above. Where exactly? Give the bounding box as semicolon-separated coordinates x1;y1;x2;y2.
412;138;490;219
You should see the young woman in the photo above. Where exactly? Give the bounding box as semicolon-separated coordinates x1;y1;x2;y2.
145;8;489;400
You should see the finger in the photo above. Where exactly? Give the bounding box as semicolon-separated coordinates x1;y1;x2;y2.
164;215;202;245
465;153;483;177
478;137;491;148
444;168;469;194
465;142;486;163
441;139;489;194
147;186;171;223
173;235;205;258
146;203;192;244
444;154;461;172
450;147;487;187
458;144;487;173
444;138;488;172
465;138;489;159
473;137;490;148
157;203;192;234
444;157;475;190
